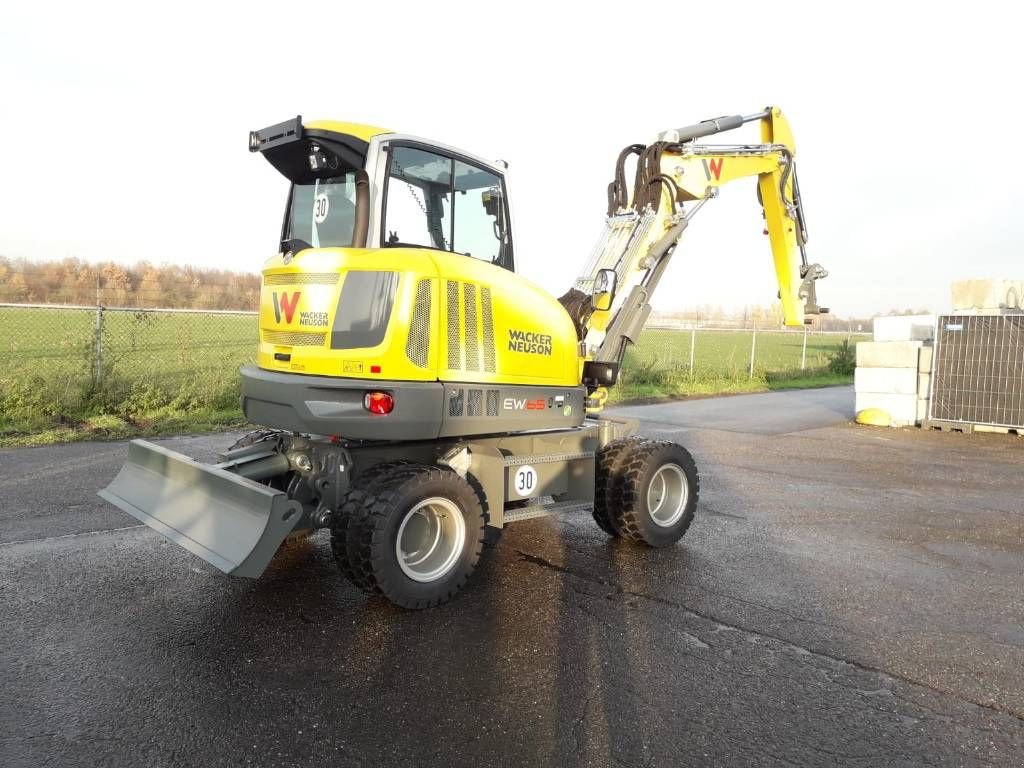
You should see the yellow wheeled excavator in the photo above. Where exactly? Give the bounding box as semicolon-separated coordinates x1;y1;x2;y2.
100;107;827;609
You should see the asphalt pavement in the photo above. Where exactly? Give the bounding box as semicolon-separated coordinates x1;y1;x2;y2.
2;385;1023;767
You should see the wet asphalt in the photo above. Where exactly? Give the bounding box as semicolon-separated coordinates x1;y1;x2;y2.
1;386;1022;767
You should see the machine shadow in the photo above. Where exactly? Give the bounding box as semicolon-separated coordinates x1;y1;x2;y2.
543;518;708;766
119;517;706;765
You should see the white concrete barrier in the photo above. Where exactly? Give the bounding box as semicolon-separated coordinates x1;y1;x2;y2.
873;315;936;342
855;367;919;395
918;346;933;374
856;341;922;369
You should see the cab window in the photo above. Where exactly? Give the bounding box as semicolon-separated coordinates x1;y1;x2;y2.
382;146;451;250
382;143;513;270
454;160;509;265
288;173;358;248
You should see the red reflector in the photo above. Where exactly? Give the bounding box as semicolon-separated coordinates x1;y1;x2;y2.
364;391;394;415
370;365;382;374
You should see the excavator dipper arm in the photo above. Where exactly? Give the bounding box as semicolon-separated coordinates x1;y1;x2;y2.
575;107;827;397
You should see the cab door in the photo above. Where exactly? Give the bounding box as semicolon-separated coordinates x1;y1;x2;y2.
374;140;577;387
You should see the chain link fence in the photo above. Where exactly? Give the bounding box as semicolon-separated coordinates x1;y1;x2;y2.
0;303;256;436
0;302;867;437
633;325;866;377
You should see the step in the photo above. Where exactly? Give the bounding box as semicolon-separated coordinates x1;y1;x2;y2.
504;451;594;467
503;499;593;523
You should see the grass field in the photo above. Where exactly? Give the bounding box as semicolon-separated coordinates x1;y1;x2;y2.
0;306;865;445
0;306;255;444
612;328;864;402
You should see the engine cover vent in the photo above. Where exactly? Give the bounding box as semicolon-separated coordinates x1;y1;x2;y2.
406;279;431;368
464;284;480;372
446;280;461;370
263;330;326;346
446;280;497;372
264;272;340;286
481;286;496;373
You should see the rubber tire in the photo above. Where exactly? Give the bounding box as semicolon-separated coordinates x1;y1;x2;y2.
331;461;415;590
464;473;503;549
343;464;486;609
610;440;699;547
593;438;648;537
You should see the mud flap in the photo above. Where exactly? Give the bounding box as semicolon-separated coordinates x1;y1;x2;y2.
99;440;302;578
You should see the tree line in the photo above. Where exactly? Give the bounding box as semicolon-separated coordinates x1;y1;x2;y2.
0;256;261;310
1;255;907;327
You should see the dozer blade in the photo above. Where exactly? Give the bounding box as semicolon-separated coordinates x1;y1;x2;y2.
99;440;302;578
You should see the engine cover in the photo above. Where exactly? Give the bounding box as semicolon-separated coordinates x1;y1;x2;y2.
257;247;582;388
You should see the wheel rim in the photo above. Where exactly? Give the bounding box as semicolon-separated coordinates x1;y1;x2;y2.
395;497;466;582
647;463;688;527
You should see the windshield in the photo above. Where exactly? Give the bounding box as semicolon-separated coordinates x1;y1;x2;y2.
287;173;358;248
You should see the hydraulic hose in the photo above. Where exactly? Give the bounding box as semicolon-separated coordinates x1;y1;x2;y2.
607;144;644;216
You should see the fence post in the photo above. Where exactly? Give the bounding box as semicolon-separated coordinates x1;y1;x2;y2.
689;328;695;374
93;305;104;385
801;329;808;371
749;330;757;379
93;278;104;386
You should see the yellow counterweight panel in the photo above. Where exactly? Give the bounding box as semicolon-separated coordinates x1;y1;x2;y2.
258;248;439;382
257;247;580;387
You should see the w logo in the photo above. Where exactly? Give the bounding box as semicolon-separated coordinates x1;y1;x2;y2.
272;291;301;324
702;157;725;181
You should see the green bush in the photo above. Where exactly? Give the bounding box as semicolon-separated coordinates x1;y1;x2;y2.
827;339;857;375
623;357;682;388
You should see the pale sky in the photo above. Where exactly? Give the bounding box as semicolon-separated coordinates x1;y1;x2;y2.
2;1;1019;318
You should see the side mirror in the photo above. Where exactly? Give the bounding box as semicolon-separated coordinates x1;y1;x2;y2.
591;269;617;312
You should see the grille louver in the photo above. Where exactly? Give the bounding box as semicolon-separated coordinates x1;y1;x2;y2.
264;272;340;286
481;287;496;373
446;280;461;370
445;280;497;372
406;279;431;367
448;387;501;419
464;284;480;372
263;330;326;346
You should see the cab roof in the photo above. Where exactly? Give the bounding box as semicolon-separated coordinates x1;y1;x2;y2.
303;120;393;143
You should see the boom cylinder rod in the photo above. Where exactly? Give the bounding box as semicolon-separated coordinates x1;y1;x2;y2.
659;108;771;143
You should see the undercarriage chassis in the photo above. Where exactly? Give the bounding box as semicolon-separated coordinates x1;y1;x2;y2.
102;418;635;577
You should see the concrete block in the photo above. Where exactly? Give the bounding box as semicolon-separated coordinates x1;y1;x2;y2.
952;279;1024;311
917;398;929;422
873;314;936;342
918;345;934;373
856;341;921;369
855;392;919;426
918;373;931;397
855;367;919;395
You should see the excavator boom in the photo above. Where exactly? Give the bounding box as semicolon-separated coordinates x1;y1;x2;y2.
572;107;827;382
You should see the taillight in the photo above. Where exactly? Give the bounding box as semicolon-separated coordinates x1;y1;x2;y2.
364;391;394;415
